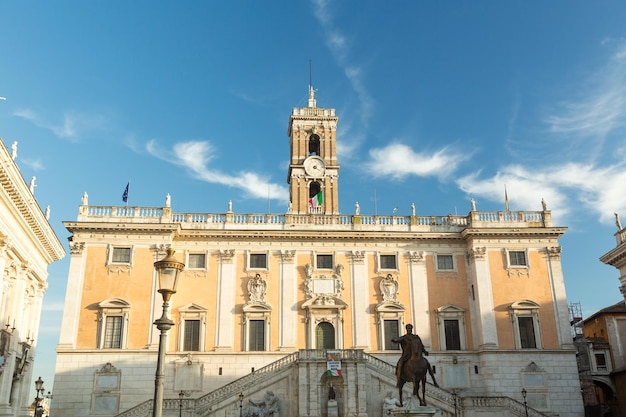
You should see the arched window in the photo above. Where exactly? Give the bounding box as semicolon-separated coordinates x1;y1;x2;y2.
316;322;335;350
309;134;321;156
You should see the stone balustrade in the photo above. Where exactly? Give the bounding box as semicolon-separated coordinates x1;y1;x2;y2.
77;204;552;231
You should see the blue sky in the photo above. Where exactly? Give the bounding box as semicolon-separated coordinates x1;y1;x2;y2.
2;1;626;394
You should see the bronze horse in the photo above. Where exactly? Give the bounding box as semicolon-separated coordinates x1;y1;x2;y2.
395;334;438;407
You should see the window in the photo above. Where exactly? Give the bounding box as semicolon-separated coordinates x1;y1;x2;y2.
183;320;201;351
178;304;207;352
444;320;461;350
380;254;397;270
316;322;335;349
509;300;542;349
187;253;206;269
103;316;123;349
508;250;527;267
316;254;333;270
97;298;130;349
436;254;454;271
309;135;320;155
249;253;268;269
518;317;537;348
249;320;266;351
383;320;400;350
436;305;467;350
595;353;608;372
111;247;131;264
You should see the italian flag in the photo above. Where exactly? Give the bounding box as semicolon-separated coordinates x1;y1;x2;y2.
309;192;323;208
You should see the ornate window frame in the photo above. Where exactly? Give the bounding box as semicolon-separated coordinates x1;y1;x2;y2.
97;298;130;349
186;251;208;270
178;304;207;352
377;252;399;272
106;245;133;266
435;254;456;272
506;249;529;268
247;251;269;271
509;300;542;349
435;304;467;350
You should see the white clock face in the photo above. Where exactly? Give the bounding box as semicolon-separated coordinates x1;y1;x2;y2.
303;156;326;177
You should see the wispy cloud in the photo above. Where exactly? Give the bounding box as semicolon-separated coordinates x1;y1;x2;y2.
365;143;469;180
457;162;626;225
21;158;45;171
310;0;374;148
545;40;626;146
147;140;289;202
13;109;105;140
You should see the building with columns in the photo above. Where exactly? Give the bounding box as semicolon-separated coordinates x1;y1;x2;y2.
0;138;65;417
52;88;583;417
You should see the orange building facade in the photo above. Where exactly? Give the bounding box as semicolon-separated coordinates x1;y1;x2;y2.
51;89;583;417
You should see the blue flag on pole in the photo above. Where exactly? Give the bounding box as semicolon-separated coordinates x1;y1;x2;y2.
122;182;129;203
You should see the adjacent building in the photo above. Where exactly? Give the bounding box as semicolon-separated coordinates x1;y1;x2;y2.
52;87;583;416
588;217;626;416
0;138;65;417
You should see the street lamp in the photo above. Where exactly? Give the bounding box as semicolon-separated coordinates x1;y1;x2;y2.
34;376;45;417
151;249;185;417
239;392;244;417
521;388;529;417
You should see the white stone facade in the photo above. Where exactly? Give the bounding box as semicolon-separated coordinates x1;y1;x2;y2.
0;138;65;417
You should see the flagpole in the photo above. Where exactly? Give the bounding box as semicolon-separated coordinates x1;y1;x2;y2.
374;189;377;215
127;180;130;207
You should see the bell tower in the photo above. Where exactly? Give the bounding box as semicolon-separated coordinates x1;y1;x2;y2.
287;86;340;214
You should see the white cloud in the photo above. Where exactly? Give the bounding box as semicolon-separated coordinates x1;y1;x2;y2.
365;143;469;180
21;158;45;171
545;40;626;144
13;109;104;140
146;140;289;202
457;162;626;225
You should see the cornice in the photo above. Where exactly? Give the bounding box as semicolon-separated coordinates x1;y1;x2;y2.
0;138;65;263
461;227;566;239
600;244;626;268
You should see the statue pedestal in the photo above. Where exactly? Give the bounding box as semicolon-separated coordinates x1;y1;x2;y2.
390;397;437;417
327;400;339;417
391;407;437;417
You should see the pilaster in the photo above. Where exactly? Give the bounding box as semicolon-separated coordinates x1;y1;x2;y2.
408;251;431;347
215;250;236;351
350;251;370;348
58;242;86;349
467;247;498;349
279;250;297;350
546;246;573;349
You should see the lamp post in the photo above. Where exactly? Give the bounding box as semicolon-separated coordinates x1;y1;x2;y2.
521;388;529;417
239;392;244;417
34;376;45;417
151;249;185;417
179;391;184;417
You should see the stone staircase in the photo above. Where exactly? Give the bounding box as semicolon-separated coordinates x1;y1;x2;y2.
115;350;549;417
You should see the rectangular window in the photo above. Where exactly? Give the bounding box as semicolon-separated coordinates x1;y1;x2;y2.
316;254;333;270
111;247;131;264
103;316;123;349
383;320;400;350
183;320;201;351
380;255;397;270
509;251;527;267
444;319;461;350
249;253;267;269
437;255;454;271
188;253;206;269
249;320;265;351
518;316;537;348
595;353;608;371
